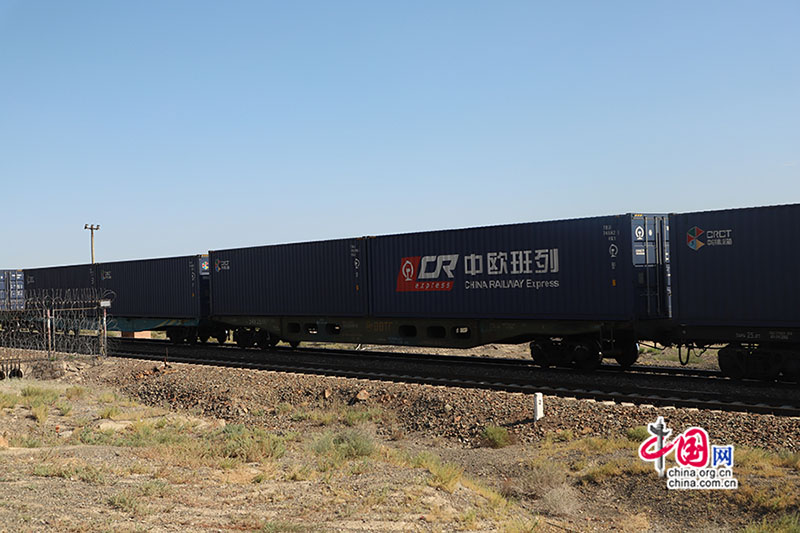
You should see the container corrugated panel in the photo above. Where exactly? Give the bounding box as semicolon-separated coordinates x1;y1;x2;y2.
671;203;800;327
368;215;634;319
96;256;202;318
24;264;96;296
210;238;366;317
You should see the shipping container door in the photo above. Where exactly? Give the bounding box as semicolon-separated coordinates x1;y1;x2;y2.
631;214;671;319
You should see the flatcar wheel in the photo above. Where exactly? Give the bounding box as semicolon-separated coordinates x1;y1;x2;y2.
614;343;639;369
747;352;781;382
257;331;275;351
717;346;745;379
289;341;300;349
529;341;553;368
573;342;602;371
215;331;228;345
781;358;800;383
167;328;185;344
235;328;255;349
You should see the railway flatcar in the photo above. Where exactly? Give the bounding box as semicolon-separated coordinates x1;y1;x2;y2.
666;203;800;380
209;213;671;369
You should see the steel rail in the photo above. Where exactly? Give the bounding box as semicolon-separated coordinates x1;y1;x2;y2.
109;339;800;417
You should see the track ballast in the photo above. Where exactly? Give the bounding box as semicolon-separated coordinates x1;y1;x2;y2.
109;338;800;417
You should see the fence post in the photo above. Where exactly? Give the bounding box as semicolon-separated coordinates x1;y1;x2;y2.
46;308;52;357
102;307;107;356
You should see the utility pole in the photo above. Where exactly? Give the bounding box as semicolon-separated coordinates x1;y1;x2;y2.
84;224;100;263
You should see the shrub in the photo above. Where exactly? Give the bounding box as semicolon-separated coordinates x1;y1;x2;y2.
540;484;582;516
65;386;87;400
99;406;119;419
32;404;49;425
626;426;650;442
21;386;58;407
0;392;20;409
311;429;376;461
428;462;463;493
215;424;287;462
480;425;512;448
56;401;73;416
522;459;567;497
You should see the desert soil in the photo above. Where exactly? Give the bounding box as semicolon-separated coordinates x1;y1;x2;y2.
0;347;798;533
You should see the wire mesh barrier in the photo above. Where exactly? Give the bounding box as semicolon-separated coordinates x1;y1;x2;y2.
0;289;113;366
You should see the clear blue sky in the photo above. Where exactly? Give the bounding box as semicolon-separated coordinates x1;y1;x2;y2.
1;1;797;268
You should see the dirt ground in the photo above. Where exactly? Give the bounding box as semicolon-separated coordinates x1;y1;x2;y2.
0;352;798;532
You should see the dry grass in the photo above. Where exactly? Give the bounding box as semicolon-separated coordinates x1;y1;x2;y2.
731;482;800;513
0;392;20;409
31;404;49;425
501;518;539;532
540;484;581;516
480;425;513;448
742;513;800;533
737;446;800;476
311;429;376;465
20;386;59;407
98;406;119;419
33;460;107;484
65;386;88;400
579;458;649;484
55;401;73;416
520;457;568;498
462;477;509;511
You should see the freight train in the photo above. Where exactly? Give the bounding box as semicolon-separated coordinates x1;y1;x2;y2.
3;203;799;381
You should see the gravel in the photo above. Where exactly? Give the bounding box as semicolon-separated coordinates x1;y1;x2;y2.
72;356;800;453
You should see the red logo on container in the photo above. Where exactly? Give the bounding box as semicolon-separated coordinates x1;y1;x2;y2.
396;256;456;292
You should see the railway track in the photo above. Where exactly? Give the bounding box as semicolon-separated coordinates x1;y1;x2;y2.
109;338;800;417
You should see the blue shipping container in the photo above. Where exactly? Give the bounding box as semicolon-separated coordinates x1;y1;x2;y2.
24;264;96;297
671;204;800;328
96;256;204;319
210;238;366;317
368;215;644;320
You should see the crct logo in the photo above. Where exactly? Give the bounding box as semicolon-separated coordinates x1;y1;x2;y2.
687;226;705;251
396;255;458;292
215;259;231;272
687;225;733;251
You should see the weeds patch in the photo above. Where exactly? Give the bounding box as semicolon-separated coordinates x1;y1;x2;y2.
65;386;87;400
0;392;20;409
20;386;59;407
311;429;376;463
31;404;49;425
55;401;73;416
743;513;800;533
480;425;512;448
33;461;106;484
540;484;581;516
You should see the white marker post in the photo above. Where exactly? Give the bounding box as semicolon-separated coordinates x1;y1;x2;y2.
534;392;544;422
